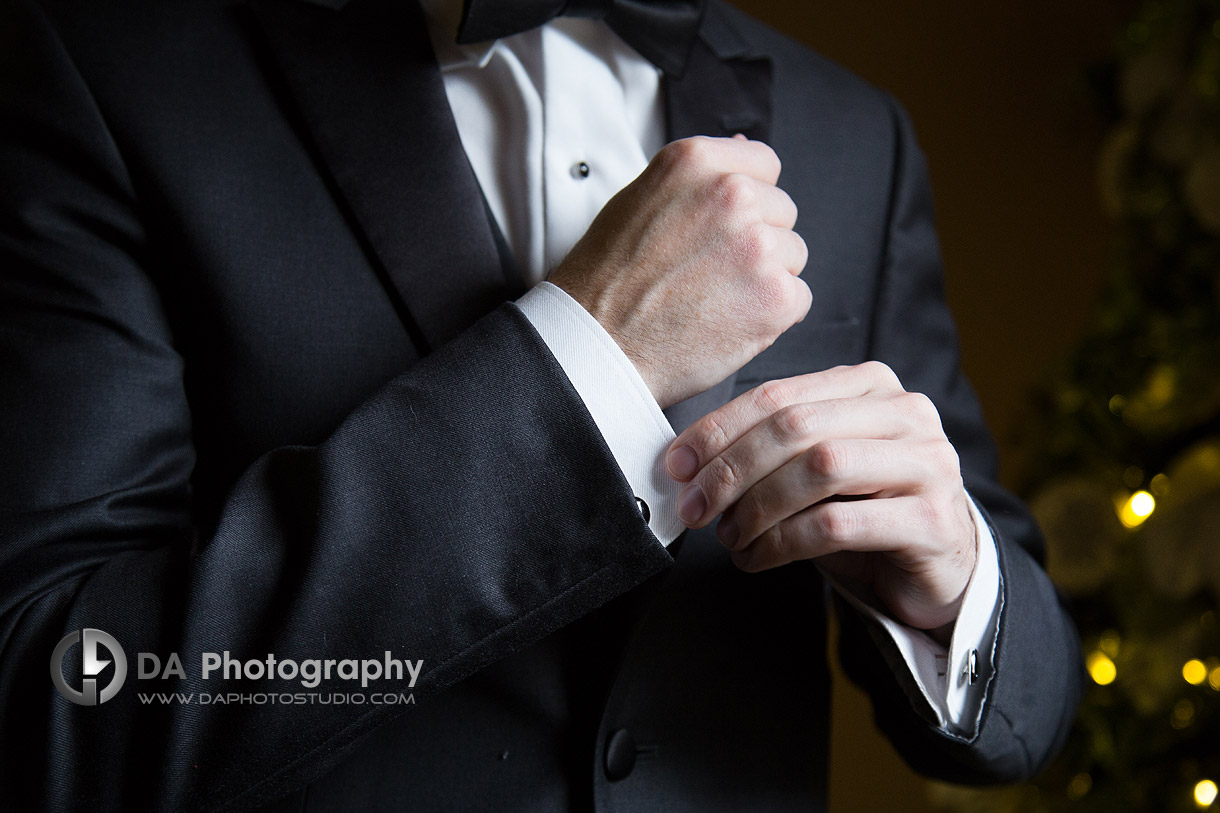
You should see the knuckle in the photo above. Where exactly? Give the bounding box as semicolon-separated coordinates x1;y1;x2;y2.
815;502;857;542
669;136;702;161
805;441;847;481
781;187;798;212
750;221;775;255
860;360;900;389
694;411;731;458
765;142;782;168
704;454;744;501
929;440;963;477
932;437;959;465
754;141;782;175
900;391;940;424
657;137;706;174
790;277;813;322
916;495;948;532
756;378;790;413
737;223;773;267
774;402;816;441
731;221;757;259
793;231;809;264
714;173;755;213
651;142;680;175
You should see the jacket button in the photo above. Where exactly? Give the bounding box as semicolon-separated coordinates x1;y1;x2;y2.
604;728;636;781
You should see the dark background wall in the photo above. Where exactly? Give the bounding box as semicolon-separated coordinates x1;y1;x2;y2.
726;2;1137;809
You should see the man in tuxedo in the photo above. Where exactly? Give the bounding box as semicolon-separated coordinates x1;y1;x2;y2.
0;0;1082;809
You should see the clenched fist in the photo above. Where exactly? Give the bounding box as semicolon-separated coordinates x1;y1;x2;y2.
549;135;811;409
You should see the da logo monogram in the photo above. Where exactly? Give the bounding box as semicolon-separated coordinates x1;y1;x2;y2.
50;629;128;705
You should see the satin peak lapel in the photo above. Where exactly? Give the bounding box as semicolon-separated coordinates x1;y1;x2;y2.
248;0;508;351
661;6;774;434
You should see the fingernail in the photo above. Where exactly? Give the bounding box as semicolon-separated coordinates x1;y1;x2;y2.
677;484;707;525
717;516;739;549
666;445;699;481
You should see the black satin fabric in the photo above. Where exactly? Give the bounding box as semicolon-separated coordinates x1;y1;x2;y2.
456;0;706;77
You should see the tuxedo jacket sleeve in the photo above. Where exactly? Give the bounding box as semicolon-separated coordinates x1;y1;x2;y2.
0;0;673;809
830;96;1083;783
722;4;1078;781
0;0;1081;808
695;3;1082;785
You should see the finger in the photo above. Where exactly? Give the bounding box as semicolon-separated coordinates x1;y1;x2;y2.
757;184;798;229
716;438;939;547
730;494;936;572
729;138;782;184
775;228;808;276
666;362;909;481
785;274;813;324
680;398;933;529
735;495;976;629
689;135;782;184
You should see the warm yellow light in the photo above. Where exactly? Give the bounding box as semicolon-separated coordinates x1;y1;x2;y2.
1119;490;1156;528
1087;651;1117;685
1099;630;1121;658
1185;659;1208;685
1123;465;1143;488
1209;667;1220;692
1173;699;1196;729
1067;773;1093;800
1195;779;1218;809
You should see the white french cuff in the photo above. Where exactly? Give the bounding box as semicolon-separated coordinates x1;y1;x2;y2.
514;282;684;546
832;494;1001;736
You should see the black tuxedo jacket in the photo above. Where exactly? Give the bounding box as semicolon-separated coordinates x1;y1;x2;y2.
0;0;1082;809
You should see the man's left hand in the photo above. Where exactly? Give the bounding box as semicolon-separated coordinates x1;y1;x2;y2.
665;361;977;636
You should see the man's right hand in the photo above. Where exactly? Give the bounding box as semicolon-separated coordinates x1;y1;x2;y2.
548;135;811;409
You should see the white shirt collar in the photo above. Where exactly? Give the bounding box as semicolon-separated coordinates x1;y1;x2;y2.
417;0;499;70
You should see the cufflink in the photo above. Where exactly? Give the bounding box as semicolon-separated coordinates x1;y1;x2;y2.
964;649;979;685
635;497;650;523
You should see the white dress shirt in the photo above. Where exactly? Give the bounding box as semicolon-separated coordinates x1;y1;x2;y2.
417;0;999;736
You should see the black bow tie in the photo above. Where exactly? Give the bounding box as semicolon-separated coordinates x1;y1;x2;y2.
456;0;707;78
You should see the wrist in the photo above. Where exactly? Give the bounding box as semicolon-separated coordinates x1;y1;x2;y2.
548;275;671;407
